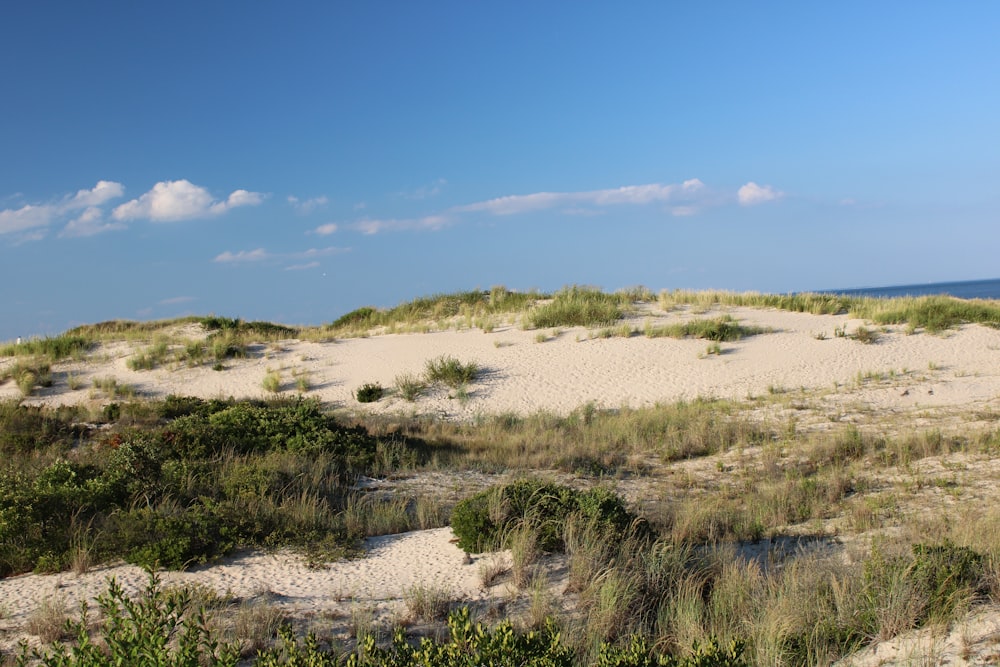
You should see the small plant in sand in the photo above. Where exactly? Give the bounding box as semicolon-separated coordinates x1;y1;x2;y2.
851;325;879;344
91;376;135;398
234;599;286;657
425;355;479;388
24;594;69;643
394;372;426;401
262;369;282;393
356;382;384;403
479;555;510;589
403;583;454;623
16;369;39;397
292;368;311;393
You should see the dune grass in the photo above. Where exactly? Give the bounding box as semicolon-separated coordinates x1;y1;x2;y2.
643;315;770;341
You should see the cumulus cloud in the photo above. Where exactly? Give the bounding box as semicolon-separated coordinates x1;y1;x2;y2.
737;182;782;206
0;204;55;235
314;223;338;235
213;248;269;263
1;180;126;237
67;180;125;209
113;180;263;222
60;207;127;238
288;195;329;213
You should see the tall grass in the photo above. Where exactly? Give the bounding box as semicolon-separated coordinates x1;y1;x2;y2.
643;315;770;341
326;287;538;336
524;286;625;329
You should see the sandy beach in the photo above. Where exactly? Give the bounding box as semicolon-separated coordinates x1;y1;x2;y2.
3;302;1000;664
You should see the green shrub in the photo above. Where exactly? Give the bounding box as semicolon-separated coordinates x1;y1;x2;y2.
110;505;234;570
356;382;384;403
20;572;240;666
451;480;649;554
425;355;479;388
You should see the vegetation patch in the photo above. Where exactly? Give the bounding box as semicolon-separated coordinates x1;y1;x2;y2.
451;479;649;553
356;382;384;403
644;315;769;341
425;355;479;389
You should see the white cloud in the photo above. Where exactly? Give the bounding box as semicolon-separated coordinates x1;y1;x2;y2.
397;178;447;200
285;261;321;271
296;246;349;259
159;296;195;305
737;182;783;206
670;206;699;217
456;179;706;216
0;180;125;236
354;215;451;235
113;180;263;222
213;248;269;263
288;195;329;213
213;246;348;266
66;180;124;209
0;204;55;235
60;207;127;237
314;223;338;235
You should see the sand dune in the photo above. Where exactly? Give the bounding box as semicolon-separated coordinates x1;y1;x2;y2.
3;304;1000;664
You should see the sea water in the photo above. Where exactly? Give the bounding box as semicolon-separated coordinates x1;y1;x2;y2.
820;278;1000;300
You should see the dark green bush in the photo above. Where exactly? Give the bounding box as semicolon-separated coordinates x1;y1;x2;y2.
451;480;649;553
110;505;233;570
356;382;384;403
162;398;377;466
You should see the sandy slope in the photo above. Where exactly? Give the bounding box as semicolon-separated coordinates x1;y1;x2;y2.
4;305;1000;419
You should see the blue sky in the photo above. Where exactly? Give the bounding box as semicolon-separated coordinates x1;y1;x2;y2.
2;2;999;341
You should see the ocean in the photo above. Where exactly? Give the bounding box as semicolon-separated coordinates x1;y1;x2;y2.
819;278;1000;300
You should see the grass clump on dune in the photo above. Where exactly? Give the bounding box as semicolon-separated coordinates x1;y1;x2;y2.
425;355;479;389
644;315;769;341
659;289;1000;333
525;285;625;329
0;335;92;361
327;286;538;336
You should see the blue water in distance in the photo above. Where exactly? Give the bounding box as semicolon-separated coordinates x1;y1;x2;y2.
818;278;1000;300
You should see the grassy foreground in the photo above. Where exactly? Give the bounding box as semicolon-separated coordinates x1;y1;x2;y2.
3;390;1000;665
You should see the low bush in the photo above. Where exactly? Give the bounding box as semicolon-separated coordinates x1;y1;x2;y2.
451;479;648;553
356;382;384;403
425;356;479;389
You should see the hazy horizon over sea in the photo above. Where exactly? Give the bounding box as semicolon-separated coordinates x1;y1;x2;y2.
817;277;1000;300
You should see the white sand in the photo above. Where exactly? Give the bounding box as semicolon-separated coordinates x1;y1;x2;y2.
3;304;1000;663
4;305;1000;418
